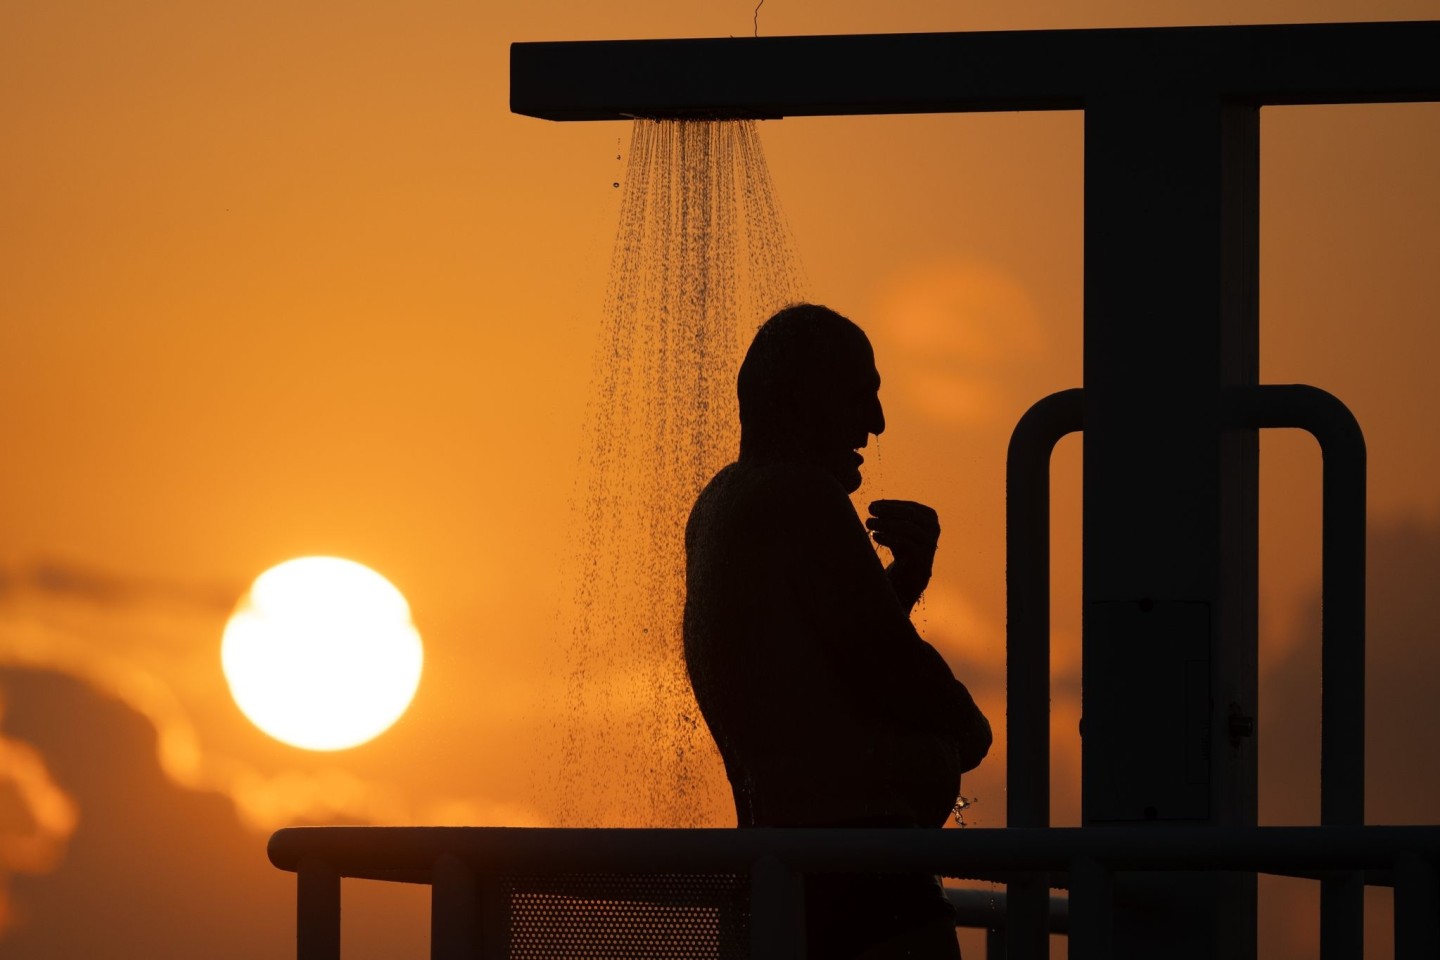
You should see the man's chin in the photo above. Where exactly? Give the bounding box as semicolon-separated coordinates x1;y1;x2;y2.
815;453;863;493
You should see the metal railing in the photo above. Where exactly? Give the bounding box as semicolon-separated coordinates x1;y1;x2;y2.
268;824;1440;959
1227;384;1369;957
1004;385;1373;958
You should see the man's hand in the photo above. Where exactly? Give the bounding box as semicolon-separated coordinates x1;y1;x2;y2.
865;499;940;613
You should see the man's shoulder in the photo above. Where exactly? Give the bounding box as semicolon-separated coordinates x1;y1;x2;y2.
695;459;850;517
687;460;858;563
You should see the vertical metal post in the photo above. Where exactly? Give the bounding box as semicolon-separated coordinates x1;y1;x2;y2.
750;855;804;960
1319;873;1363;960
1005;387;1083;960
1083;93;1259;959
479;874;507;959
297;858;341;960
1068;857;1113;960
432;854;481;960
1001;875;1047;960
1394;854;1440;960
984;923;1006;960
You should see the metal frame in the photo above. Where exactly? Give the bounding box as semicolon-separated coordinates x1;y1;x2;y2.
500;19;1440;958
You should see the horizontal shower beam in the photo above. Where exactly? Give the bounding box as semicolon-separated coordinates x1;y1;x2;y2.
511;20;1440;121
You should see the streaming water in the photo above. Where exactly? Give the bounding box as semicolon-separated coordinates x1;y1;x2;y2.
554;119;805;827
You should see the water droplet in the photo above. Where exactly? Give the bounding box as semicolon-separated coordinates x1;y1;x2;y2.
612;181;620;189
953;794;979;827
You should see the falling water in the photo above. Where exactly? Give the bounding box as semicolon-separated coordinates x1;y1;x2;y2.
554;120;805;827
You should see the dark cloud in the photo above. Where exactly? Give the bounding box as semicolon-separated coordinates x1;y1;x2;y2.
0;668;425;959
18;559;239;613
1261;514;1440;825
1256;514;1440;955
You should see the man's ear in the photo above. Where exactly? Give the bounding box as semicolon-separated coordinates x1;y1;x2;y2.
780;380;820;434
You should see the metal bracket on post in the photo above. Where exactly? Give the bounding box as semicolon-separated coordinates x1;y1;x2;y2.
1005;388;1084;960
1224;383;1367;960
297;857;341;960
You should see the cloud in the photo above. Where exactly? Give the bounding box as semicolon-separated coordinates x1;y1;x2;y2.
1261;512;1440;824
1256;512;1440;955
914;584;1003;675
0;666;542;958
0;667;293;957
16;558;237;613
870;257;1046;425
0;705;78;936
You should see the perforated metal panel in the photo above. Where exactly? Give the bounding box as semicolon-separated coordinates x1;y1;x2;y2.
500;873;750;959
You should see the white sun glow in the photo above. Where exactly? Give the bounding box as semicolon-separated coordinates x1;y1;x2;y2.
222;557;423;751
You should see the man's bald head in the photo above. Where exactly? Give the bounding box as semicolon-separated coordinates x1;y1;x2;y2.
737;303;885;492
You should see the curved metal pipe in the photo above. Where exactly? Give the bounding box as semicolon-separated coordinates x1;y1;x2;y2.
1225;383;1367;960
1006;387;1085;829
1001;384;1365;957
1224;384;1366;825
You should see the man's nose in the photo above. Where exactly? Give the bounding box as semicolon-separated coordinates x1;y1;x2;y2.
869;397;886;436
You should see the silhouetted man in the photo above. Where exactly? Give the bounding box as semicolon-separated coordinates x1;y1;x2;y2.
684;303;992;959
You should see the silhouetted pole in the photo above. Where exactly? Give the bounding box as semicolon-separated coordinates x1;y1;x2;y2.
1394;853;1440;960
297;858;341;960
1081;93;1259;959
749;855;804;960
431;855;480;960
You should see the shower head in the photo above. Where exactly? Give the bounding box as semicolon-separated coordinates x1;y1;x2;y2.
509;37;794;122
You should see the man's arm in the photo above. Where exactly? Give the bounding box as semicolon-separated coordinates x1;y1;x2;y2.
778;467;991;771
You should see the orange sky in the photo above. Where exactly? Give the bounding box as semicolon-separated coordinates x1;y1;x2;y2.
1;1;1438;957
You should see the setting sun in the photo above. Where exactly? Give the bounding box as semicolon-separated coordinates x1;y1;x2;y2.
221;557;423;751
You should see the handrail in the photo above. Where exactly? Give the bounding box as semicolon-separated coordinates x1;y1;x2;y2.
1004;388;1083;960
1225;383;1367;959
268;824;1439;878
